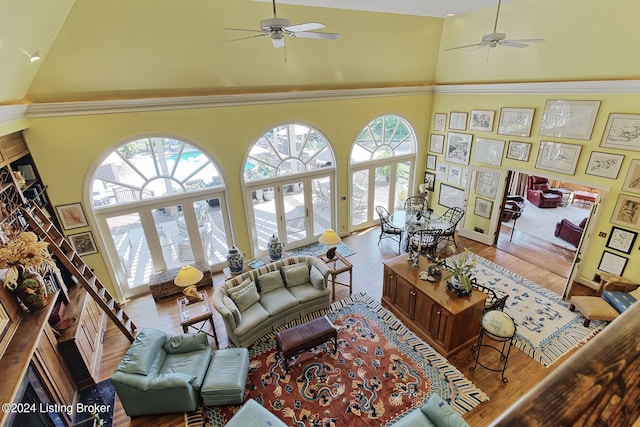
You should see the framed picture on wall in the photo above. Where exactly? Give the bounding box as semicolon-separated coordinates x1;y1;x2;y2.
597;250;628;276
430;133;445;153
585;151;625;179
68;231;99;256
426;154;437;171
448;165;462;186
469;110;495;132
445;132;473;165
474;198;493;219
475;171;500;199
473;138;505;166
438;183;465;208
436;162;449;182
621;159;640;194
611;194;640;230
539;99;601;140
506;141;532;161
600;113;640;151
449;112;468;130
56;203;88;230
423;172;436;192
433;113;447;132
535;141;582;175
498;107;535;137
606;226;637;254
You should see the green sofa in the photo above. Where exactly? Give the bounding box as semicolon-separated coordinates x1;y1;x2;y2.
392;394;470;427
111;328;213;417
212;256;332;347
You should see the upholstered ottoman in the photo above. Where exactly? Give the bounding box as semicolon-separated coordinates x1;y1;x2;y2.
569;296;619;327
201;348;250;406
225;399;287;427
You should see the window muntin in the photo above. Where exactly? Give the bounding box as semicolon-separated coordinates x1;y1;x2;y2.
350;115;416;164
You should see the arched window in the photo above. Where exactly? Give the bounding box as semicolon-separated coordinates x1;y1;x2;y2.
349;115;417;230
242;124;336;254
90;136;233;298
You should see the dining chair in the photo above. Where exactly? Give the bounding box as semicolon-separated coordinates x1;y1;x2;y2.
408;228;443;257
404;196;427;217
433;207;465;248
375;205;403;253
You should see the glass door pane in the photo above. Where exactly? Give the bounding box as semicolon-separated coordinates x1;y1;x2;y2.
106;213;152;297
374;165;391;212
351;169;369;226
252;186;277;251
283;181;307;245
311;176;332;237
394;161;411;211
200;197;229;265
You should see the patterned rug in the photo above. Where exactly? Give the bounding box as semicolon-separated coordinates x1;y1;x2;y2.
466;253;605;367
287;241;355;258
205;293;487;426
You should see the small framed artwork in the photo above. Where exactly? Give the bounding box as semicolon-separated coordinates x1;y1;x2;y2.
426;154;437;171
461;168;469;187
506;140;532;161
438;183;465;208
449;112;468;130
622;159;640;194
585;151;625;179
498;107;535;137
474;198;493;219
423;172;436;192
433;113;447;132
445;132;473;165
600;113;640;151
448;165;462;186
475;171;500;199
56;203;89;230
606;226;637;254
535;141;582;175
611;194;640;230
436;162;449;182
469;110;495;132
68;231;99;256
597;251;628;276
474;138;505;167
539;100;601;140
430;134;445;154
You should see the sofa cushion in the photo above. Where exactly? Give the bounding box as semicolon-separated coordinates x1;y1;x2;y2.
310;265;325;290
287;282;330;303
160;346;213;391
228;278;260;311
421;394;469;427
147;373;196;390
223;295;242;324
118;328;167;375
162;333;209;354
282;263;310;287
259;287;299;316
602;290;638;314
393;408;436;427
258;270;285;293
233;302;270;337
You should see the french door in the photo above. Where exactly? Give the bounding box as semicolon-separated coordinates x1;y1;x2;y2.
246;173;335;256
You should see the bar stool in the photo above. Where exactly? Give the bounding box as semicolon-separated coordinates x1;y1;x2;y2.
471;310;516;383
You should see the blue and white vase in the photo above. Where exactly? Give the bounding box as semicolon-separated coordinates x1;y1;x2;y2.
227;246;244;273
267;235;283;261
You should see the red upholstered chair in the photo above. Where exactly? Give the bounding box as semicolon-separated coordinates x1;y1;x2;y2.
554;217;587;247
526;175;563;208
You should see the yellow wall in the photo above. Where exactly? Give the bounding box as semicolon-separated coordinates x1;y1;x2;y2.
24;93;433;294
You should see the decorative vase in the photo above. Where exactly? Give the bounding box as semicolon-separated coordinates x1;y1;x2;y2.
14;269;48;311
227;246;244;274
447;276;473;298
267;235;283;261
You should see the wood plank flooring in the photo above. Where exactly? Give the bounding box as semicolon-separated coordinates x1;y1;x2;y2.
99;226;588;427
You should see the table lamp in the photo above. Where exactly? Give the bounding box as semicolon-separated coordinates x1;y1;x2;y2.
174;264;204;303
319;228;341;260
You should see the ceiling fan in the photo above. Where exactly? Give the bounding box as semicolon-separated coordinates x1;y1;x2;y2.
220;0;339;49
443;0;544;52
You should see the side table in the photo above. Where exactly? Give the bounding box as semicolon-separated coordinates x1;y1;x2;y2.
319;253;353;301
177;290;218;347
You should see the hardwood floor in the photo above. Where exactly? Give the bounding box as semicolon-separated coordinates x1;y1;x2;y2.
99;227;587;427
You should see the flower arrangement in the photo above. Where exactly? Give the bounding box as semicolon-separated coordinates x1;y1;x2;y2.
443;248;477;295
0;229;58;290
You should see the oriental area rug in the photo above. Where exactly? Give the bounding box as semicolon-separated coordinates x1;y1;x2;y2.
464;253;605;367
205;293;488;426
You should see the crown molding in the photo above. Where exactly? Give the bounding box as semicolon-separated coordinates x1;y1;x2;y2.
0;104;29;124
434;79;640;94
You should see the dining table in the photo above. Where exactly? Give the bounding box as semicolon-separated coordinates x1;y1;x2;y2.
389;210;450;251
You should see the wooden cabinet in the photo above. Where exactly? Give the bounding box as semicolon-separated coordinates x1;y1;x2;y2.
58;286;106;388
382;254;486;357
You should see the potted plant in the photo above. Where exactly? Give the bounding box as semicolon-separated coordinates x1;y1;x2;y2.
443;248;476;297
0;229;59;310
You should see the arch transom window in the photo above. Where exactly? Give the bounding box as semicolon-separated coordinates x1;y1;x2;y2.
243;124;333;183
92;137;222;207
350;115;416;164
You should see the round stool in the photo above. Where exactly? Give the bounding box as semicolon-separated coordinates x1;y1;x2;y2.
470;310;516;383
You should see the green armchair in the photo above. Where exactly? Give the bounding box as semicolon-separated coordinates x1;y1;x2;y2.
111;328;213;417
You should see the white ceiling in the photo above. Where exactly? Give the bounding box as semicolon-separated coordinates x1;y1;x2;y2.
255;0;511;18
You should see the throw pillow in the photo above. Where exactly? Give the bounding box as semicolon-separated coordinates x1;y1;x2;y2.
282;263;310;287
223;295;242;324
310;265;325;290
162;333;209;354
258;270;285;294
228;279;260;311
227;278;254;299
118;328;167;375
421;394;470;427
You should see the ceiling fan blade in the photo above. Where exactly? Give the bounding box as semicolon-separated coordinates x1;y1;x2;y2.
500;40;529;48
292;31;339;40
506;38;546;43
224;27;265;34
443;42;486;51
272;36;285;48
218;33;269;44
285;22;325;33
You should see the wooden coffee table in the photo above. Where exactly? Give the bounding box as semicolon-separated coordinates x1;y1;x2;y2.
275;316;338;372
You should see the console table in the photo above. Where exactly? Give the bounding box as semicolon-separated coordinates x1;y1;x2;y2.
382;254;486;357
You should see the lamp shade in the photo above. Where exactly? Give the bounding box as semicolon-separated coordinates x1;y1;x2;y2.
174;265;204;287
318;229;341;245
